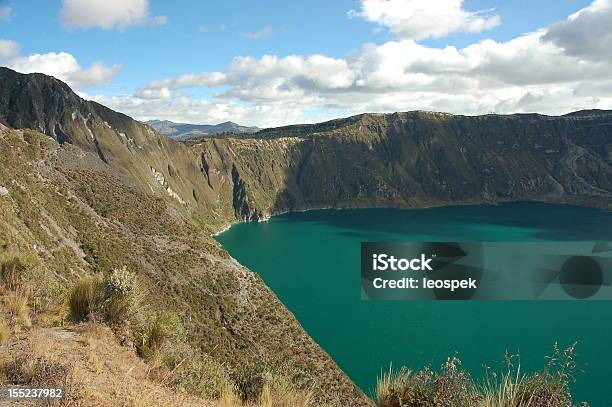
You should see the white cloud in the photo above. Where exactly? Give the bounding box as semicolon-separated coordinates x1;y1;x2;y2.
349;0;500;40
542;0;612;61
134;87;178;99
67;62;122;88
0;39;19;58
6;50;121;90
60;0;167;30
90;0;612;127
244;26;273;40
0;4;12;21
90;94;331;128
141;72;228;92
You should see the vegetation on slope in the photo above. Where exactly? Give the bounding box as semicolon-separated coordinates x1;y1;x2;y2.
376;346;587;407
0;248;318;406
0;125;366;405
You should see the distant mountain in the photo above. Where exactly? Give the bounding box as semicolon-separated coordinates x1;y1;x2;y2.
146;119;259;140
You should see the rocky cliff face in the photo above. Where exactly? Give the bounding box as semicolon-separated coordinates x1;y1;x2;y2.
1;66;611;405
191;110;612;217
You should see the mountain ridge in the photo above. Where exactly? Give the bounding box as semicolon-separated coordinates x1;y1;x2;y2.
252;109;612;139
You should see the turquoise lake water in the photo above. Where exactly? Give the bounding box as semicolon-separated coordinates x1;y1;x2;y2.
215;202;612;406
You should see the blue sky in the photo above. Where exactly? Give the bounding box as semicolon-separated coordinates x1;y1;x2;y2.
1;0;610;126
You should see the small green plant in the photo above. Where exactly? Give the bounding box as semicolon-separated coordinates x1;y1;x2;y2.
135;311;184;360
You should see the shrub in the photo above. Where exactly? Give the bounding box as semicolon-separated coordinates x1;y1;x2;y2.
68;275;103;322
102;266;137;323
25;264;68;317
230;361;272;402
135;311;184;360
171;355;233;399
105;265;136;295
160;340;232;399
68;267;137;324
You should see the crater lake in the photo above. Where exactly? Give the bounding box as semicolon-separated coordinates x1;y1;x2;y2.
215;202;612;406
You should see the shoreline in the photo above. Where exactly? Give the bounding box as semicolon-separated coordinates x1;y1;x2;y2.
209;198;603;237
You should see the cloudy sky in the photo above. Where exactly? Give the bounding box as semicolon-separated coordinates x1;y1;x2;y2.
1;0;611;127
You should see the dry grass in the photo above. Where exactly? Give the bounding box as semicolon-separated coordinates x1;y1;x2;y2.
3;289;31;327
69;268;138;325
375;366;413;407
218;378;315;407
0;317;9;345
38;296;69;327
258;377;314;407
0;253;28;292
376;347;582;407
0;325;213;407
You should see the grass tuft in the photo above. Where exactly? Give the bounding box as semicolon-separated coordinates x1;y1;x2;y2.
218;375;315;407
0;317;9;345
68;266;138;324
135;311;184;360
69;275;103;322
0;252;36;292
3;290;32;328
376;345;584;407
